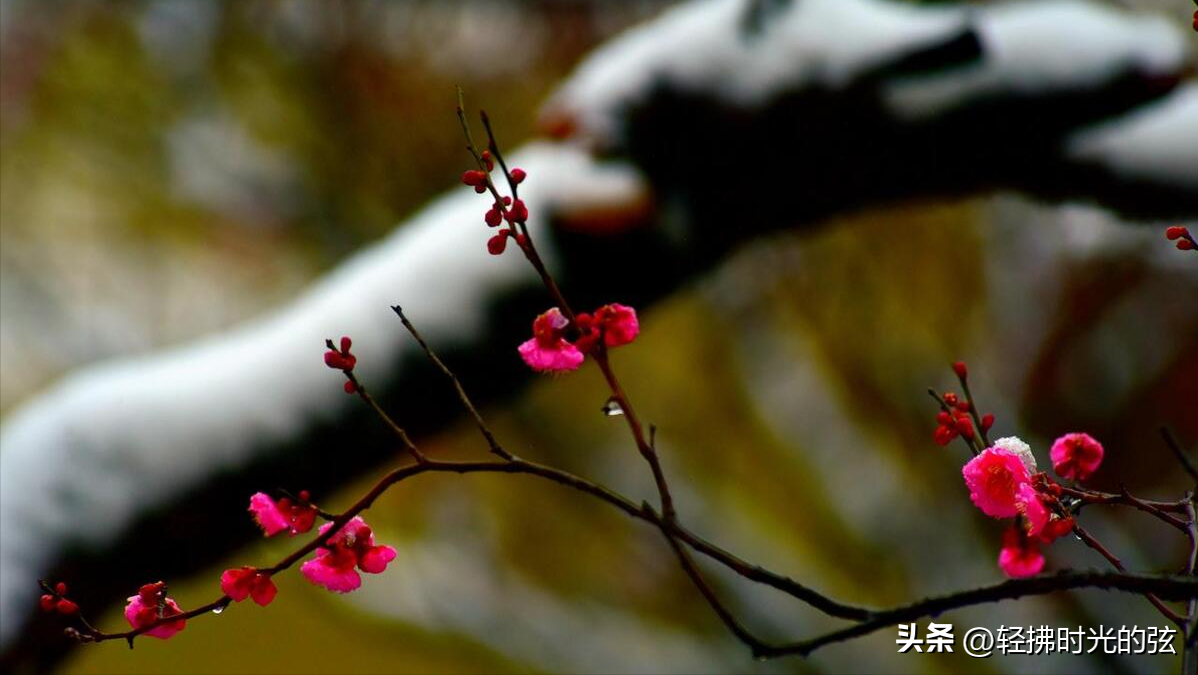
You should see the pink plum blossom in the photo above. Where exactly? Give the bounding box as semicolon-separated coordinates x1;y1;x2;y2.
300;517;397;593
998;527;1045;578
518;308;584;372
248;492;317;537
1050;432;1104;482
124;582;186;639
595;303;639;347
962;446;1033;519
220;567;278;607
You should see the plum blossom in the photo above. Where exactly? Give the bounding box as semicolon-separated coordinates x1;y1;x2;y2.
300;517;397;593
1050;432;1104;482
998;526;1045;578
519;304;640;372
125;582;186;639
518;308;584;372
962;446;1034;519
220;567;277;607
248;492;317;537
574;303;639;353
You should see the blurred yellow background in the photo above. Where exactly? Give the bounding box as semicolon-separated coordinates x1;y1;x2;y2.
2;1;1196;673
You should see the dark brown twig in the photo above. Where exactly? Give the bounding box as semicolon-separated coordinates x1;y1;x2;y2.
391;304;513;461
1162;427;1198;488
953;367;991;449
1181;494;1197;673
1072;522;1184;625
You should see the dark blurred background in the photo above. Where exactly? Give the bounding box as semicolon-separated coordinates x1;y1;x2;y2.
1;1;1196;673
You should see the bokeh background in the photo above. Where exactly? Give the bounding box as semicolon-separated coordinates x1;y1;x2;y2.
2;1;1196;673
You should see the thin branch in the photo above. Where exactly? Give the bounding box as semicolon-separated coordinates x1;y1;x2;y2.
1181;494;1197;672
1058;484;1189;514
391;305;513;461
1162;427;1198;487
593;349;676;520
1072;522;1184;625
652;505;780;658
344;371;427;464
1116;485;1189;532
953;367;991;449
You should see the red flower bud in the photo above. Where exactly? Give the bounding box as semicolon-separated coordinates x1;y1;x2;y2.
952;361;967;379
461;170;487;187
942;392;958;407
56;599;79;616
323;337;356;372
955;400;971;412
1038;516;1074;544
138;582;165;603
485;207;503;227
40;595;56;612
510;168;526;184
324;351;356;371
506;199;528;223
936;411;951;425
343;380;357;394
1166;225;1188;240
480;150;494;172
502;196;512;206
1179;239;1195;251
981;413;995;431
933;425;958;446
473;184;487;194
55;582;68;596
487;232;509;255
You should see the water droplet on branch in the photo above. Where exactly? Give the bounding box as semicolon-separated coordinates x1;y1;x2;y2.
602;398;624;417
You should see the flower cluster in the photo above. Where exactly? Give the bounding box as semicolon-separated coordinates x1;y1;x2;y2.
932;391;992;446
300;517;397;593
39;582;79;616
959;433;1104;578
460;150;530;257
1165;225;1196;252
124;582;186;639
518;303;639;373
249;491;318;537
